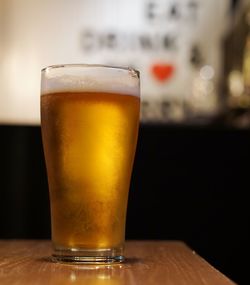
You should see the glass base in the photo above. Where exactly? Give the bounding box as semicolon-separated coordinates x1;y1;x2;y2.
51;246;124;264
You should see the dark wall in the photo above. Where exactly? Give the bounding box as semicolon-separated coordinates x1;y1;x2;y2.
0;124;249;284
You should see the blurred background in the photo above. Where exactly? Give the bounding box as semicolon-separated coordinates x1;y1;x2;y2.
0;0;249;284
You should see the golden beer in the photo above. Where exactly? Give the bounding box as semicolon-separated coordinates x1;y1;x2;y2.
40;64;140;263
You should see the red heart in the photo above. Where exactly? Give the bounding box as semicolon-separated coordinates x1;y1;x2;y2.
151;64;175;82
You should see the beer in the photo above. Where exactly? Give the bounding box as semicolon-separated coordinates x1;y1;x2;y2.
40;64;140;263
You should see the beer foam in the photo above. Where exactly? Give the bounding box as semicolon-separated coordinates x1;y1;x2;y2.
41;65;140;97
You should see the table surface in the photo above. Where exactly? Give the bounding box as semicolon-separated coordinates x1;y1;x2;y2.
0;240;236;285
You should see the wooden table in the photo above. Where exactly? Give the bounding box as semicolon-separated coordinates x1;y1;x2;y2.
0;240;236;285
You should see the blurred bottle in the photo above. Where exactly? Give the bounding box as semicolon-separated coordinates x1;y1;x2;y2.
224;0;250;127
243;6;250;95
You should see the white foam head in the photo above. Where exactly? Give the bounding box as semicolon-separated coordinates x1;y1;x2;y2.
41;64;140;97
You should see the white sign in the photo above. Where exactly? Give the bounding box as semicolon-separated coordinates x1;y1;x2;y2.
0;0;230;124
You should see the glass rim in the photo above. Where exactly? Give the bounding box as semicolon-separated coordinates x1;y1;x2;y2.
41;63;140;78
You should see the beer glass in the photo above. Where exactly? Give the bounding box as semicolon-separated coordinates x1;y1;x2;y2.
40;64;140;263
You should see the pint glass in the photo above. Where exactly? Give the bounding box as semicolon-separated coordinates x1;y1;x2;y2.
40;64;140;263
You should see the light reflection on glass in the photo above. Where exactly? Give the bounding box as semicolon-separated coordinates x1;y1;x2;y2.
228;70;244;98
47;264;125;285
